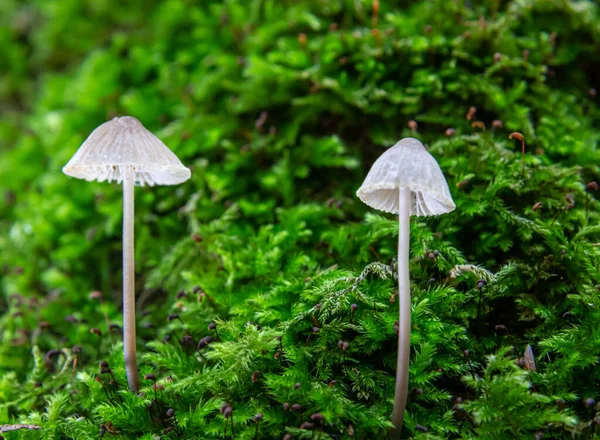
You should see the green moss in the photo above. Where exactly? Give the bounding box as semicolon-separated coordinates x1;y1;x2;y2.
1;0;600;438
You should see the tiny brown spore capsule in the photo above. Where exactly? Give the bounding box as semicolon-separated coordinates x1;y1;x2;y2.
180;335;194;345
252;370;260;383
208;322;217;330
466;106;477;121
291;403;302;412
166;408;175;417
472;121;485;131
167;314;179;322
445;128;456;137
408;120;418;131
509;132;524;142
197;336;212;349
293;382;301;390
586;181;599;191
300;422;314;430
144;373;156;381
89;290;102;300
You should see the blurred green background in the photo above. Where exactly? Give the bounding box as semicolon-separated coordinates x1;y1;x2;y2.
1;0;599;439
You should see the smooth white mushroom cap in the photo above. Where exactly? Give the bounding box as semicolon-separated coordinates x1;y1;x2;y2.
356;137;455;216
63;116;191;186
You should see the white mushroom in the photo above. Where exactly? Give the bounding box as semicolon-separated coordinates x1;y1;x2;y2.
63;116;191;392
356;137;454;436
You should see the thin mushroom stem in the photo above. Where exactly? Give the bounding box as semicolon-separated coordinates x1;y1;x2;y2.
390;188;411;438
123;167;139;392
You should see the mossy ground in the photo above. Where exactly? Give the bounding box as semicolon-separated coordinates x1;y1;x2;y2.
1;1;600;439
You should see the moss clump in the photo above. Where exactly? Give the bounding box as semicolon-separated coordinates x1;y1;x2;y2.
1;0;600;438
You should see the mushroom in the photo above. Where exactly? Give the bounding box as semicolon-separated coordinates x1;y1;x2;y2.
356;137;454;436
63;116;191;392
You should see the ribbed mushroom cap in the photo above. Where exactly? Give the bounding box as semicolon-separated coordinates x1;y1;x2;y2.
63;116;191;186
356;137;455;216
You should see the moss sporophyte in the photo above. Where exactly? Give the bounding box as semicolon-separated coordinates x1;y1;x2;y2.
63;116;191;392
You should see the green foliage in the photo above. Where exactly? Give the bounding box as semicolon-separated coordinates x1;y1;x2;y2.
1;0;600;438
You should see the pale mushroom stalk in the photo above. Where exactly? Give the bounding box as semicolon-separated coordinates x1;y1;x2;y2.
122;167;138;391
391;188;411;433
356;138;455;437
63;116;191;393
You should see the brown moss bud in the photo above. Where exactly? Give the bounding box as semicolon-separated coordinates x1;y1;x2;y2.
466;106;477;120
176;290;187;299
586;181;599;191
298;33;307;46
456;179;469;189
509;132;524;142
167;314;179;322
472;121;485;131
